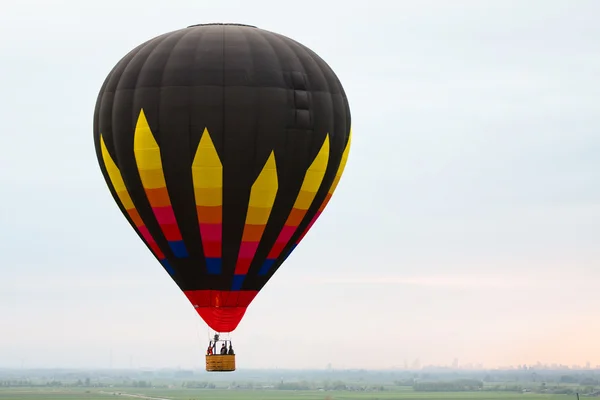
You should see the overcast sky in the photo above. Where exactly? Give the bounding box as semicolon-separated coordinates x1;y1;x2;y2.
1;0;599;370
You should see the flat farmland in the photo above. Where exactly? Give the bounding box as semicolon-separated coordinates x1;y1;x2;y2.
0;387;577;400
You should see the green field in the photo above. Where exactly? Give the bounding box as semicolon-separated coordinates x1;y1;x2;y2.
0;387;577;400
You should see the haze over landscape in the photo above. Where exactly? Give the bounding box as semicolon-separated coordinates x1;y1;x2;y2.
2;0;599;371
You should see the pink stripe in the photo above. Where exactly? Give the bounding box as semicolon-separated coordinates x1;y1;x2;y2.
276;225;296;243
152;206;177;225
238;242;259;259
148;242;165;259
200;223;222;241
138;226;156;244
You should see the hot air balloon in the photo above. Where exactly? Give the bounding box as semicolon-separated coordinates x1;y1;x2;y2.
93;23;351;372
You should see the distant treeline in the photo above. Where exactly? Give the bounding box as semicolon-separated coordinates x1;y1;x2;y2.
182;380;386;392
2;370;599;396
411;379;483;392
0;380;155;389
393;378;597;396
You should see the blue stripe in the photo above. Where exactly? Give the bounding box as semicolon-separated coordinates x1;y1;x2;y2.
258;245;298;276
283;244;297;261
258;259;275;276
205;258;222;274
231;275;245;291
168;240;189;258
160;259;176;276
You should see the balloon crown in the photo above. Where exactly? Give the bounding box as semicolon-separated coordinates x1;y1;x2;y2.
187;23;258;28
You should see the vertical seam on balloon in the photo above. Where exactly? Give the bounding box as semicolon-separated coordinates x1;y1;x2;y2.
277;34;312;131
261;38;327;276
250;27;260;292
261;30;309;248
248;29;286;287
262;31;303;162
300;46;342;205
220;26;227;280
221;24;226;203
190;29;207;263
281;38;318;194
110;35;169;168
103;38;172;273
120;34;178;264
257;29;286;83
130;33;174;130
287;41;337;252
293;39;335;149
157;29;197;124
247;27;260;222
156;29;198;258
237;25;258;287
145;31;191;258
155;28;195;159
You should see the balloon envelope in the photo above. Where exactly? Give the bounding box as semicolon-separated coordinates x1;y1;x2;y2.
93;23;351;332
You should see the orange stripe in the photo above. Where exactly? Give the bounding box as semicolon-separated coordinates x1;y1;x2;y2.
145;187;172;207
196;206;222;224
318;193;333;212
127;209;144;227
285;208;306;227
241;224;266;242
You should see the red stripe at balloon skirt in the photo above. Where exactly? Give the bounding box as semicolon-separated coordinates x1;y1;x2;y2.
184;290;258;333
